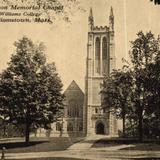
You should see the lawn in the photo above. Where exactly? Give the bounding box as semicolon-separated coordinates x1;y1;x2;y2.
8;158;160;160
10;158;88;160
0;137;83;153
92;138;160;151
120;143;160;151
11;158;160;160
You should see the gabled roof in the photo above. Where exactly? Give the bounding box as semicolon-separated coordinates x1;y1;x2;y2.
64;80;84;95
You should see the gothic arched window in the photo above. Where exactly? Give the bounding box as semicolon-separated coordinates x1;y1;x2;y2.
75;105;79;117
56;122;61;131
67;122;73;131
102;37;107;59
102;37;108;74
68;100;79;117
95;37;100;74
79;122;83;131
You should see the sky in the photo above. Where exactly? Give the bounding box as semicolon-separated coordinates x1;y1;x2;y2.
0;0;160;91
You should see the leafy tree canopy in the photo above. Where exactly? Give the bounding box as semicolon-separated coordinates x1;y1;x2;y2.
101;31;160;140
0;37;64;142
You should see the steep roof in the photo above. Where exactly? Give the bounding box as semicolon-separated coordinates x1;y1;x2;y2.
64;80;84;95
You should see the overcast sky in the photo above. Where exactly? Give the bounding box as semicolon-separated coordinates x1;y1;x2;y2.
0;0;160;91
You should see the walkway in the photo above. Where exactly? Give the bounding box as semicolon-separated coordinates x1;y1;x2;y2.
67;135;106;150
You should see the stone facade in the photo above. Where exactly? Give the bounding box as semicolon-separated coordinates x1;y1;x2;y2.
37;7;118;138
83;7;118;136
51;80;84;137
36;81;84;137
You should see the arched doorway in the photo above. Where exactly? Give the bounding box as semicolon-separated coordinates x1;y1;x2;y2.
96;122;105;134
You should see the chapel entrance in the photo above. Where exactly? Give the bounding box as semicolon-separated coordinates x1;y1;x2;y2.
96;122;105;134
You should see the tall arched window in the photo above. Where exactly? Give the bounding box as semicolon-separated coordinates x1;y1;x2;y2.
78;122;83;131
67;122;73;131
75;105;80;117
95;37;100;74
56;122;61;131
102;37;108;74
68;100;78;117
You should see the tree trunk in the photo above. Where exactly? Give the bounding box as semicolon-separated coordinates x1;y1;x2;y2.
136;82;143;142
122;113;126;137
3;125;6;137
25;123;30;143
122;105;126;137
138;109;143;142
138;85;145;142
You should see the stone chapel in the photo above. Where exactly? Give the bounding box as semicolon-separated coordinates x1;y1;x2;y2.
36;7;118;137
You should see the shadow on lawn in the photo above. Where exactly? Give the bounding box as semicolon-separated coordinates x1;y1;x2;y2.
119;143;160;151
0;140;48;149
0;137;83;153
130;158;160;160
93;138;160;145
97;138;159;144
92;138;160;151
14;158;89;160
12;157;160;160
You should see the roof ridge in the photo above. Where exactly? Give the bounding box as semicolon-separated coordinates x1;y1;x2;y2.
64;80;84;94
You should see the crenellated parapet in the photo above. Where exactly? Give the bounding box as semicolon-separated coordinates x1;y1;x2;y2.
92;26;109;32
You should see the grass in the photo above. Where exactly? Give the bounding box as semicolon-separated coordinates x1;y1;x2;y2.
92;138;160;151
10;158;88;160
130;158;160;160
0;137;83;153
120;143;160;151
9;158;160;160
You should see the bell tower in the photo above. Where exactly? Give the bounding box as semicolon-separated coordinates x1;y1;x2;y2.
84;7;117;136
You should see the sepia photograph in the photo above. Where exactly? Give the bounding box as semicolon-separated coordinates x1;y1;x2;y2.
0;0;160;159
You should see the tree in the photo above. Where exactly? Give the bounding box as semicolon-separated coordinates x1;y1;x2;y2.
143;52;160;138
129;31;159;141
101;67;133;137
101;31;160;140
0;37;64;143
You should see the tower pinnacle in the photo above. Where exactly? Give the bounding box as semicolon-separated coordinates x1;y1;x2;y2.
109;6;114;31
89;8;93;18
88;8;94;31
110;6;114;17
